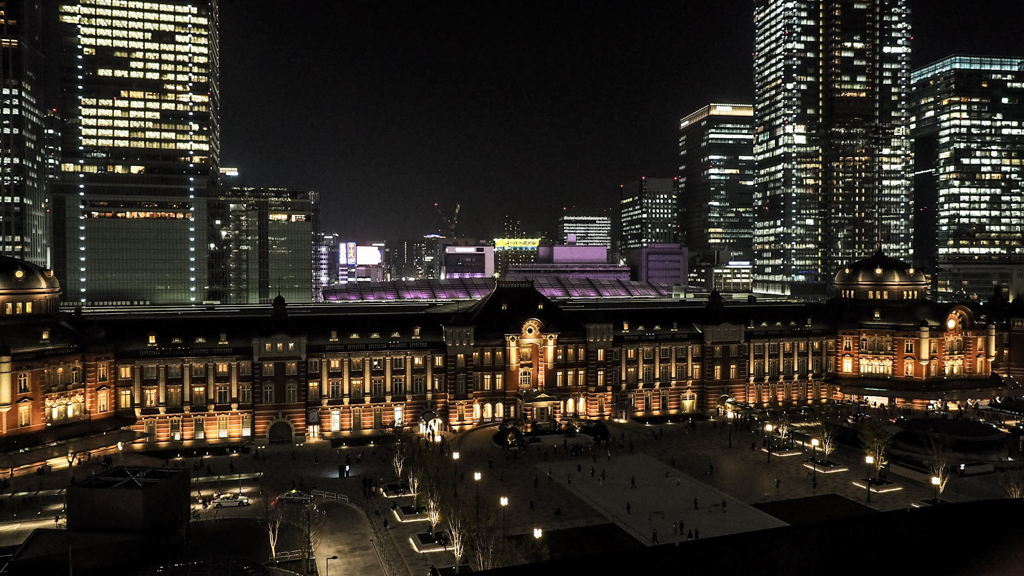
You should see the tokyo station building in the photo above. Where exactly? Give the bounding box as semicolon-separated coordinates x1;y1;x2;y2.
1;252;1023;473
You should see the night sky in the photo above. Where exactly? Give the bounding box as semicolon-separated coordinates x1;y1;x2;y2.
219;0;1024;242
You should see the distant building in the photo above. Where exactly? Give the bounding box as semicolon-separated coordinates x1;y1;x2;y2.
508;241;628;281
0;0;49;266
557;212;612;249
678;104;754;265
315;232;341;294
911;55;1024;301
494;238;540;278
51;0;220;305
618;178;677;253
753;0;912;297
209;187;318;304
626;244;688;287
444;245;494;279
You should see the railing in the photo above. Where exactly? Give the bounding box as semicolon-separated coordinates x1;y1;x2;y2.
358;498;408;576
310;489;348;502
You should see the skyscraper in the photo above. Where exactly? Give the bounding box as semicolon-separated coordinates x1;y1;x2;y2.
210;187;318;305
0;0;49;266
911;55;1024;300
52;0;219;304
618;177;677;253
678;103;755;264
752;0;912;297
557;211;612;249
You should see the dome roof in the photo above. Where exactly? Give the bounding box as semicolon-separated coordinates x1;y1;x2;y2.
834;250;926;288
0;256;60;293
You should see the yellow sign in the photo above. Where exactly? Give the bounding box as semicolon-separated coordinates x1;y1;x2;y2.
494;238;541;250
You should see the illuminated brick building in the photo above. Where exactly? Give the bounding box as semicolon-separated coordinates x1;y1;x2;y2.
1;251;1022;474
51;0;219;305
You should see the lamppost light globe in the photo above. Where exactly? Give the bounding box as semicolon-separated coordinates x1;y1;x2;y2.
453;451;460;460
533;528;542;539
811;438;819;447
500;496;508;507
474;472;481;481
765;424;773;432
931;476;940;485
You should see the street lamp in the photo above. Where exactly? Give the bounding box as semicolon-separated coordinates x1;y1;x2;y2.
117;441;124;463
865;455;874;502
810;438;819;485
474;472;482;524
764;424;773;464
500;496;509;539
931;475;941;504
533;527;543;539
326;555;338;576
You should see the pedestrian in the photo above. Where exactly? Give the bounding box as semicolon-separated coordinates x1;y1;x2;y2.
529;500;534;511
488;457;493;469
590;467;595;478
694;529;699;539
693;498;698;510
775;477;780;490
631;475;636;489
629;441;634;452
672;522;678;535
626;502;631;515
722;499;727;512
567;474;572;485
677;476;681;486
679;520;684;533
652;529;659;544
607;450;611;460
577;464;582;473
709;462;714;474
687;530;693;540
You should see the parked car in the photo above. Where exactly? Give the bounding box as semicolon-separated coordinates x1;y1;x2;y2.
848;413;871;424
278;490;312;504
212;493;250;507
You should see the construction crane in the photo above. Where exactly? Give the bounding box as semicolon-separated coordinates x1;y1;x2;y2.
434;202;460;238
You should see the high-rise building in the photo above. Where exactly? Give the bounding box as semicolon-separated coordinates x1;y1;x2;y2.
0;0;49;266
210;187;318;305
911;55;1024;301
52;0;219;304
752;0;912;297
557;211;612;249
618;177;677;253
678;103;755;264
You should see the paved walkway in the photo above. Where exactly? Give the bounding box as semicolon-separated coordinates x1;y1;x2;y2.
542;453;786;544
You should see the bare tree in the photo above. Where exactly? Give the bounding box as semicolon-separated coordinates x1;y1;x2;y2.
407;468;420;498
391;442;406;480
448;513;466;573
257;491;285;563
1002;469;1024;499
928;440;953;500
425;489;442;535
809;421;839;463
856;419;894;478
472;520;499;571
775;413;791;448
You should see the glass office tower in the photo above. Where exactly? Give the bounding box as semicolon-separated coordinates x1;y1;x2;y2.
678;103;755;264
911;56;1024;301
618;177;678;253
53;0;219;304
0;0;49;266
752;0;912;297
557;212;612;249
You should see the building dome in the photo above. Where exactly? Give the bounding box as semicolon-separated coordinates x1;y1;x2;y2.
834;250;927;302
0;255;61;317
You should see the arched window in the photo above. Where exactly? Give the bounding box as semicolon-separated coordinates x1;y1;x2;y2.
483;403;492;420
473;403;481;421
566;398;575;414
495;402;504;419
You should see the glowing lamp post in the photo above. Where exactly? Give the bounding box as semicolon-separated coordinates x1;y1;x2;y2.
474;472;482;524
117;441;124;463
764;423;773;464
326;555;338;576
811;438;819;485
533;527;543;539
865;455;874;502
500;496;509;538
931;476;941;504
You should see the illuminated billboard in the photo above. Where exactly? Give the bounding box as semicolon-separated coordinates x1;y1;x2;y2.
494;238;541;250
346;242;357;266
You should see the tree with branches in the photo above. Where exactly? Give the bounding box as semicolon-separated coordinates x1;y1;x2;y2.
809;421;839;464
857;418;894;478
775;412;792;448
257;490;285;563
927;439;953;501
425;488;443;535
1001;469;1024;499
391;441;406;480
448;513;466;573
407;468;420;498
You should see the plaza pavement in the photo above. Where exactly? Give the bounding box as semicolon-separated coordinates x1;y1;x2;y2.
542;452;787;544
